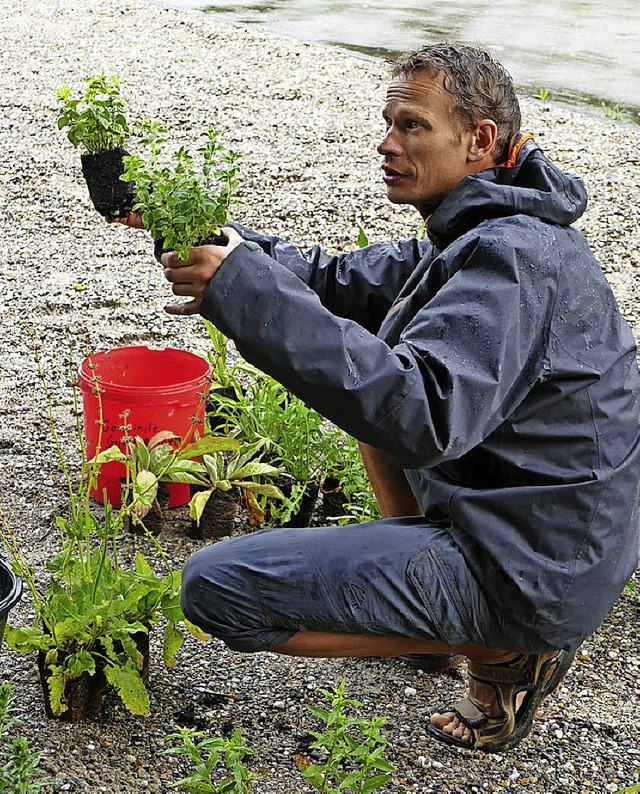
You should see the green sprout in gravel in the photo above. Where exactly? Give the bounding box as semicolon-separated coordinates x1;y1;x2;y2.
0;683;51;793
56;74;130;153
164;726;253;793
614;777;640;794
299;681;396;793
122;121;241;260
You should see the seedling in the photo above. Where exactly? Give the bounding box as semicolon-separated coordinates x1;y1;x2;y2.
538;86;550;103
164;726;253;793
299;681;396;793
0;683;51;792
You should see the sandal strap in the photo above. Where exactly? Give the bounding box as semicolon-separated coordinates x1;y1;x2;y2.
468;655;532;686
452;697;490;725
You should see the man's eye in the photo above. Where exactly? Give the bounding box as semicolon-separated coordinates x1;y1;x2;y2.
405;119;420;130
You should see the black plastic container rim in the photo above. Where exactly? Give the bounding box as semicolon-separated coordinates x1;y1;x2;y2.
0;559;22;611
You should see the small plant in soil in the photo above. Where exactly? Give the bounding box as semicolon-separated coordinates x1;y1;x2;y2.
56;73;135;218
0;348;207;720
320;435;380;525
211;373;339;526
92;428;239;533
164;726;253;793
187;440;285;533
0;682;51;792
122;121;241;259
297;681;395;793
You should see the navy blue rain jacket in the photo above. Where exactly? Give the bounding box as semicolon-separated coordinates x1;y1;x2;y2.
200;138;640;651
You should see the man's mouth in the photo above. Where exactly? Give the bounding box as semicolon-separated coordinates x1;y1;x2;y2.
381;165;407;185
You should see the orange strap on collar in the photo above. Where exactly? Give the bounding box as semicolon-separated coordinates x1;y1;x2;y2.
501;133;534;168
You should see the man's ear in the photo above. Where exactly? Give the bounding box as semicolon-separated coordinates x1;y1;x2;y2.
467;119;499;164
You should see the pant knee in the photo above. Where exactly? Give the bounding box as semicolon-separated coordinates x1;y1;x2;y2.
179;540;294;652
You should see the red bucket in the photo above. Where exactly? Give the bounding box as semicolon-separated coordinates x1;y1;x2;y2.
78;345;211;507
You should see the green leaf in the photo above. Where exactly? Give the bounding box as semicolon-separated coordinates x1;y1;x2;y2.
159;586;181;616
236;482;284;499
134;552;154;577
189;489;212;522
360;774;394;792
104;663;150;715
46;666;68;716
356;223;369;248
162;622;184;668
89;445;127;465
184;619;210;642
180;435;240;458
230;461;280;480
67;650;96;678
4;625;51;654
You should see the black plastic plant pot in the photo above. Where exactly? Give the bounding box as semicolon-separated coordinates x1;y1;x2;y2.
0;558;22;650
188;486;239;540
80;147;136;218
283;482;320;528
153;231;228;263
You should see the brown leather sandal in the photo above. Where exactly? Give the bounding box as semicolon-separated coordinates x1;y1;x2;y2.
426;648;576;752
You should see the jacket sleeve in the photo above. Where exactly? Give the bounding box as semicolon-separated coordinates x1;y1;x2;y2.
200;231;553;469
227;223;430;333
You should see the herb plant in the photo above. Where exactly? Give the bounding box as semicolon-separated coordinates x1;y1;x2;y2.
299;681;395;793
165;726;253;793
122;121;241;259
56;74;131;153
0;683;50;793
92;428;240;527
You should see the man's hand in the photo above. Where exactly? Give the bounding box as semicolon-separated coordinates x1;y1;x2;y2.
161;227;244;316
106;211;145;229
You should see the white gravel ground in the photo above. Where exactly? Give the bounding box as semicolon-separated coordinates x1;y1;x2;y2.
0;1;638;792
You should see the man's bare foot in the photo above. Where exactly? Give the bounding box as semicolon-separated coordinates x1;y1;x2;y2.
430;656;526;744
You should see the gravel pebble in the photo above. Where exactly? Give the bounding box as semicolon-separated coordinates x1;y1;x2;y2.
0;0;638;792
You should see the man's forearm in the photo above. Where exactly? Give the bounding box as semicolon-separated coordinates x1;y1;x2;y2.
358;442;423;519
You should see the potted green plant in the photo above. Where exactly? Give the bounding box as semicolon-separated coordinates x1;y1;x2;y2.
93;430;240;536
1;486;203;721
213;374;340;527
187;440;285;539
121;121;241;260
0;354;207;721
56;73;135;218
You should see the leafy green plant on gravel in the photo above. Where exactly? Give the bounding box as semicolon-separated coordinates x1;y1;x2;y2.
0;683;51;793
614;776;640;794
164;726;253;793
122;121;241;259
0;347;206;719
186;440;284;529
92;428;239;527
538;86;550;102
56;73;130;153
298;681;396;793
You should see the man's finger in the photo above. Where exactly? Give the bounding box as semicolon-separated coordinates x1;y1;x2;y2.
164;266;197;283
164;299;201;316
160;250;196;267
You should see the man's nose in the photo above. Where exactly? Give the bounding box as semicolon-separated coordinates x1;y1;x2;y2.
377;129;402;157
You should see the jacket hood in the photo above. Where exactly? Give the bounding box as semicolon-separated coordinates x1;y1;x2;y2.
427;134;588;247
